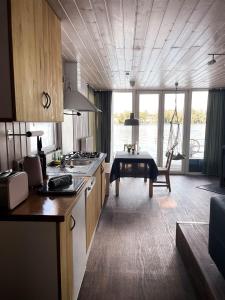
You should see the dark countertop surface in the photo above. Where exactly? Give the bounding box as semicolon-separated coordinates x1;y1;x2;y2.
0;153;107;222
0;178;89;222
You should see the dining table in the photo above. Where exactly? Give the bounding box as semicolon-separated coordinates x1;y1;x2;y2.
110;151;158;197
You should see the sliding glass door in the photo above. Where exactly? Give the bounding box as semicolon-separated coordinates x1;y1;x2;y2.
111;90;208;173
112;92;132;155
139;94;159;161
189;91;208;172
163;93;185;171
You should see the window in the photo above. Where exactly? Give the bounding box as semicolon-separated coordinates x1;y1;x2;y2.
139;94;159;160
189;91;208;171
29;123;56;153
163;93;185;171
111;90;208;174
112;92;132;155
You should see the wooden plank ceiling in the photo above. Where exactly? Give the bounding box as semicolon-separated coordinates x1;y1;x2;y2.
48;0;225;90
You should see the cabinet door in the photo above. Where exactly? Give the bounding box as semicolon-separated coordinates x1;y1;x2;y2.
71;191;87;300
11;0;44;121
44;2;63;122
0;221;59;300
48;7;63;122
95;166;102;219
101;162;106;206
10;0;63;122
85;182;97;251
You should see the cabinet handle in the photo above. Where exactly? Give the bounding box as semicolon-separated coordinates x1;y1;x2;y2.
70;215;76;231
101;165;104;173
42;92;49;109
46;93;51;109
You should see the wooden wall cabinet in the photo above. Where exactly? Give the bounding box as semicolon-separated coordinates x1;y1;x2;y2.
0;0;63;122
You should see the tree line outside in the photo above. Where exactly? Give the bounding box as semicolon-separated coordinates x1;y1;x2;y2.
113;110;206;124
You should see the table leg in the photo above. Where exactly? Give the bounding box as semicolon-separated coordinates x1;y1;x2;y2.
149;179;153;198
116;179;119;196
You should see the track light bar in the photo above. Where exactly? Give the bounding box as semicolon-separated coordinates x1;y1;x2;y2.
208;53;225;65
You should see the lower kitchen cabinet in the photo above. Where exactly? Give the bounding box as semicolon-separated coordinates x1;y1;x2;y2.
63;186;87;300
0;185;88;300
0;162;106;300
0;221;60;300
85;165;104;252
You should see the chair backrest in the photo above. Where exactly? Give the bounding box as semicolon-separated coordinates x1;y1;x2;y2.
165;149;174;170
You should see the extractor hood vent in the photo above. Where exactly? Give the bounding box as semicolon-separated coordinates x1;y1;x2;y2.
63;62;101;112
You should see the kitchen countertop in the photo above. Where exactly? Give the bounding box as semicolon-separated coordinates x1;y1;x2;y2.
0;177;89;222
0;153;107;222
47;153;107;177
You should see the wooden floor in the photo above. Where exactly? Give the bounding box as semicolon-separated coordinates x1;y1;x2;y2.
78;175;219;300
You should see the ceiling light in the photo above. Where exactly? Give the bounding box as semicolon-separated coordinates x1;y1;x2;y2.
124;113;139;126
208;54;216;65
129;80;135;87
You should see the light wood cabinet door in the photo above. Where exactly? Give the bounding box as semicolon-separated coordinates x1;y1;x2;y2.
11;0;43;121
60;190;87;300
10;0;63;122
71;192;87;300
95;166;102;219
43;1;63;122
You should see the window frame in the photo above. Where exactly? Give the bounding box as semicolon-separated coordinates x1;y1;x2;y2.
27;122;57;155
112;88;208;174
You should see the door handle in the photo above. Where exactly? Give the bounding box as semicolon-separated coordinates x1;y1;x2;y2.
42;92;49;109
70;215;76;231
46;93;51;109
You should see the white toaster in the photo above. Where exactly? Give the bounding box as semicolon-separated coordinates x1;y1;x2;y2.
0;171;29;210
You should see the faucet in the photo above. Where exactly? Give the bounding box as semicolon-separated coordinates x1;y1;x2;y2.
60;154;76;168
60;156;67;168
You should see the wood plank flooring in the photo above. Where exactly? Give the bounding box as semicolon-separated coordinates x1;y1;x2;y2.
78;175;219;300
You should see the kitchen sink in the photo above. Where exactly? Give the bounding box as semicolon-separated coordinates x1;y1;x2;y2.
66;159;93;167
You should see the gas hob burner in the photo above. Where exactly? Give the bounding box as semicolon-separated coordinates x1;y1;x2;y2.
67;151;101;159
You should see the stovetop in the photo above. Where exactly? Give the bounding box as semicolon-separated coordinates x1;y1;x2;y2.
65;151;101;159
38;176;85;196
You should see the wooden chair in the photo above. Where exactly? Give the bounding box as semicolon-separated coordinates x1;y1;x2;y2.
153;149;174;192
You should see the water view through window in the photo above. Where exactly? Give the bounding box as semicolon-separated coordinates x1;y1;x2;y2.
112;92;132;155
163;93;185;171
190;91;208;159
139;94;159;160
112;91;208;172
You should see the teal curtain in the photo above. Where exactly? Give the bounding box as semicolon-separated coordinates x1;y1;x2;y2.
95;91;112;162
203;89;225;176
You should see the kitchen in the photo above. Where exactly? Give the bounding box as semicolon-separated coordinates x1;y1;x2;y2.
1;0;225;299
